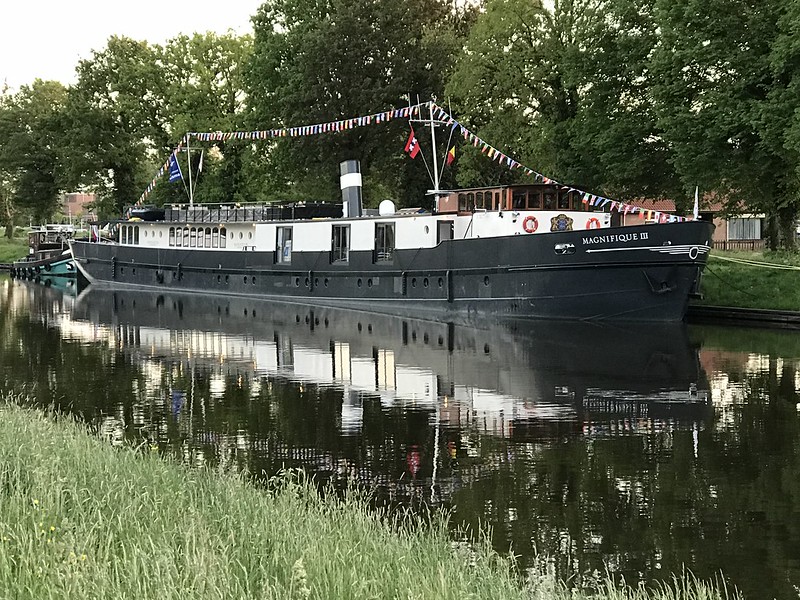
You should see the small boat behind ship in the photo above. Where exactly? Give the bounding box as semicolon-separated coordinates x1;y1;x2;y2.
69;102;714;322
11;224;76;281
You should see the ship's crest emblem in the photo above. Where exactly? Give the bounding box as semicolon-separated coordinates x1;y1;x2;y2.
550;214;573;232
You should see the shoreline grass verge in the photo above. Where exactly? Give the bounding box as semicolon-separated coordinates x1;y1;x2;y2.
0;395;739;599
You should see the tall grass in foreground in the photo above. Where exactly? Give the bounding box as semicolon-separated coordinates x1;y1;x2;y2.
0;396;738;600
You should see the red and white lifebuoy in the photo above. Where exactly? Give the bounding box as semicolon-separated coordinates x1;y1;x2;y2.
522;216;538;233
586;217;601;229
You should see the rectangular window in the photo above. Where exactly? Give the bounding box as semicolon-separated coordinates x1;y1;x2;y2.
557;192;570;209
331;225;350;263
528;192;541;209
190;228;197;247
212;228;219;248
169;227;176;246
183;227;190;247
277;226;293;263
543;192;555;210
375;223;395;262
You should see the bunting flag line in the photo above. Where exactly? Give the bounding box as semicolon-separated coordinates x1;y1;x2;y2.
136;99;689;223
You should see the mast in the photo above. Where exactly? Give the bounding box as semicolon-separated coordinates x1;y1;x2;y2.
428;102;440;194
186;140;194;207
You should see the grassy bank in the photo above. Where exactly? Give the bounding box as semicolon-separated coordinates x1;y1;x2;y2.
0;395;736;600
0;232;27;263
697;251;800;311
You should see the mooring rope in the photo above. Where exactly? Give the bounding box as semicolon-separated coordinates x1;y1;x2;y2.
710;254;800;271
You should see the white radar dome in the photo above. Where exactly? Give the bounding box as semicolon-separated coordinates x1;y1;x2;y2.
378;200;396;216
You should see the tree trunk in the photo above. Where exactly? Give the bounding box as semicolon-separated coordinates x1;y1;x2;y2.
765;212;779;251
778;205;797;251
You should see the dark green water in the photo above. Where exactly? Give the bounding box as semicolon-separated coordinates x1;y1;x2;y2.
2;276;800;599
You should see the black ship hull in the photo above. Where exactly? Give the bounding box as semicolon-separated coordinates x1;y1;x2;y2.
70;220;714;322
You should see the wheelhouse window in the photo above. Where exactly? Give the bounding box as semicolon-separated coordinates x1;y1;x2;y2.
205;228;212;247
190;227;197;247
331;224;350;263
375;223;395;262
133;226;139;245
558;191;570;209
219;227;227;248
512;190;526;209
528;192;541;209
277;226;293;263
121;226;128;245
212;228;219;248
169;227;176;246
543;192;555;210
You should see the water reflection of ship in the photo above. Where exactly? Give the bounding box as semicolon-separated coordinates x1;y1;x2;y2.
70;288;711;437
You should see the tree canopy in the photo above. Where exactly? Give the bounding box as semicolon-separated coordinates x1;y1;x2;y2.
3;1;800;247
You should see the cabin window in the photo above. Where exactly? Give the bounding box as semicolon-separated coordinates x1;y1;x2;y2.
512;191;526;209
190;228;197;247
205;228;212;247
277;226;293;263
375;223;395;262
121;226;128;245
212;228;219;248
219;227;227;248
543;192;555;210
475;192;484;209
558;192;570;210
169;227;176;246
183;227;190;246
133;226;139;245
196;227;204;248
494;192;501;210
331;224;350;263
528;192;541;209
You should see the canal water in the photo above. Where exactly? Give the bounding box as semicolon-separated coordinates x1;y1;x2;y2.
2;276;799;599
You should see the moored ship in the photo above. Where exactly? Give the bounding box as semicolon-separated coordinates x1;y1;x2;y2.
69;103;714;322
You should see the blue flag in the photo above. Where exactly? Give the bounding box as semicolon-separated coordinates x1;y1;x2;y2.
168;154;183;182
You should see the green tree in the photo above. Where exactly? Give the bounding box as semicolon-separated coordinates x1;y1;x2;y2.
446;0;680;203
0;80;68;231
63;36;169;217
650;0;793;247
156;32;255;206
246;0;469;208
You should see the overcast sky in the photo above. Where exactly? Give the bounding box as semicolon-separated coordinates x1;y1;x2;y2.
1;0;264;91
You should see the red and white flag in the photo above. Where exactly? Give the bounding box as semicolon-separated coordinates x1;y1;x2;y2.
404;127;420;159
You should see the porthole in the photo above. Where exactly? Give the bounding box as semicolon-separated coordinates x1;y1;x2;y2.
484;276;490;286
423;333;429;344
244;308;248;316
315;278;319;287
411;278;417;288
358;323;363;332
295;277;300;287
367;324;373;333
324;278;329;287
324;318;329;327
243;276;248;283
438;336;444;346
357;278;362;287
305;277;310;287
484;344;490;354
252;277;256;285
438;277;444;288
424;225;429;234
248;232;253;239
367;278;373;288
296;315;301;323
423;278;429;288
239;232;243;240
